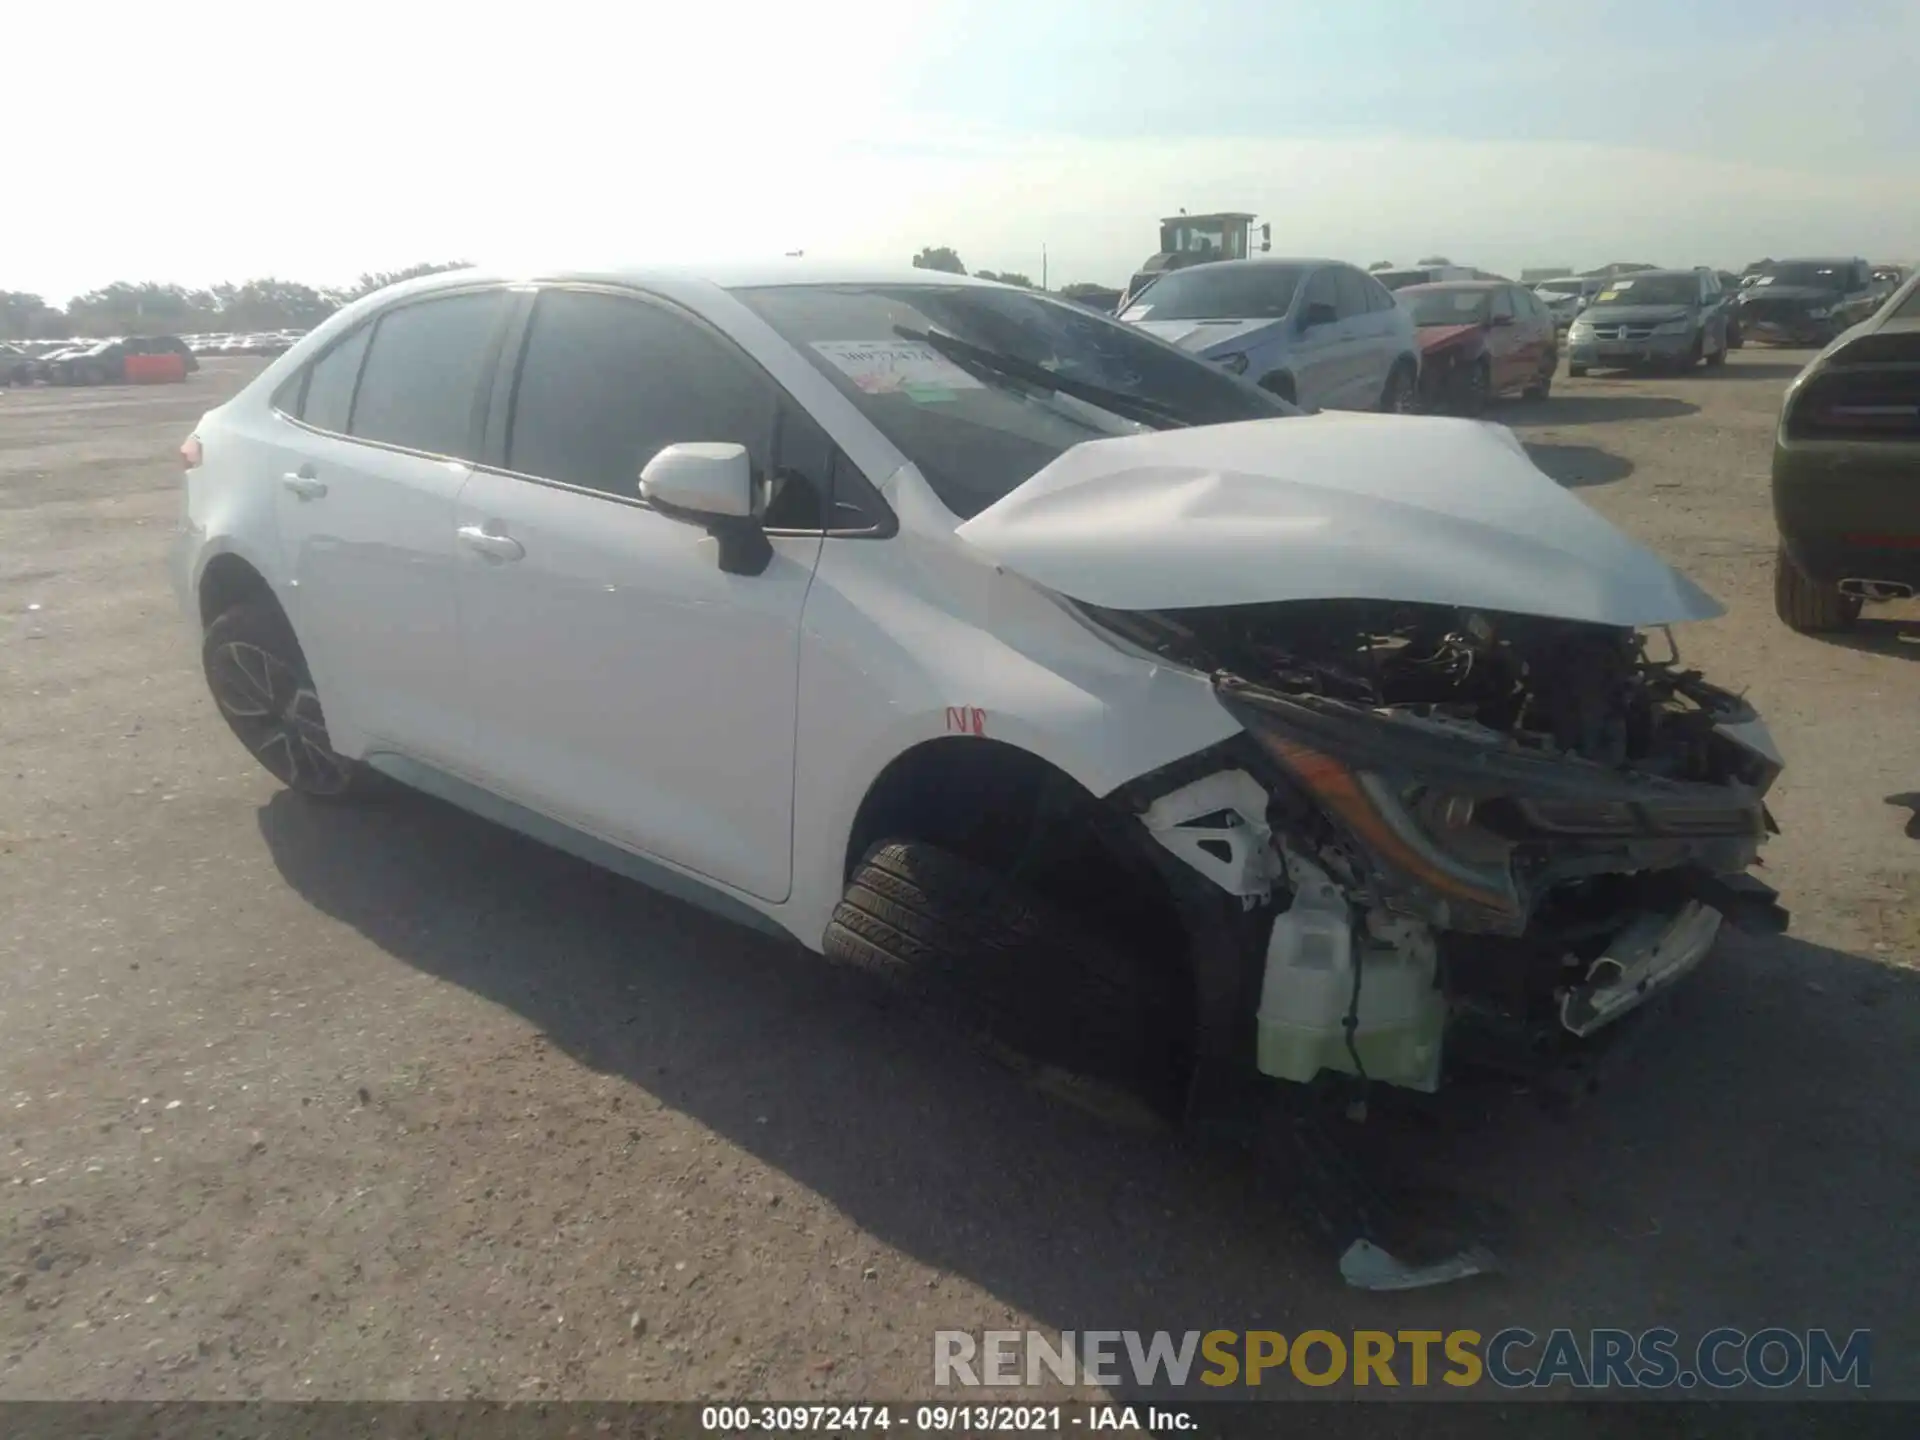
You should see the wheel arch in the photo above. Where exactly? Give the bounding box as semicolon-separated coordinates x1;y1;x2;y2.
196;549;282;631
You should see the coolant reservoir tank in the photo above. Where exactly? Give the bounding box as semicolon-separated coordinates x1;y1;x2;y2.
1256;860;1446;1092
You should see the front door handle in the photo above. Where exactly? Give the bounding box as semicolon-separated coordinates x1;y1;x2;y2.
457;524;525;563
281;472;328;501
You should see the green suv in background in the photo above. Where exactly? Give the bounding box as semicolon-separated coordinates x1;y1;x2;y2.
1772;273;1920;633
1566;269;1732;375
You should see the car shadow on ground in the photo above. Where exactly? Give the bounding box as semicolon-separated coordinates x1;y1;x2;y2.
255;790;1920;1402
1708;358;1810;381
1521;441;1634;489
1885;794;1920;840
1824;616;1920;662
1501;395;1699;427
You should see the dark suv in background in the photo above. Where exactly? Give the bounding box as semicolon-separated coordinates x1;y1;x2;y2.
1771;271;1920;632
1737;258;1879;347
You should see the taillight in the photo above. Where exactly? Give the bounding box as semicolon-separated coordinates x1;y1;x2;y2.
181;435;202;471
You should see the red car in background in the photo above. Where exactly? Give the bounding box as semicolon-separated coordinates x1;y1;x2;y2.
1398;281;1559;414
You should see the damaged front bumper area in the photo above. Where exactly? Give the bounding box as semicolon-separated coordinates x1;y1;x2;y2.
1111;601;1787;1094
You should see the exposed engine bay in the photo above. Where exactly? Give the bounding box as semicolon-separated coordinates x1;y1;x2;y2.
1100;598;1788;1096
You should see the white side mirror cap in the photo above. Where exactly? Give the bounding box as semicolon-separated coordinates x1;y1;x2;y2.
639;442;756;519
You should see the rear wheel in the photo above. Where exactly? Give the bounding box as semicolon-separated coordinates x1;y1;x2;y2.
824;839;1187;1111
1523;354;1555;400
1773;545;1861;634
202;598;372;798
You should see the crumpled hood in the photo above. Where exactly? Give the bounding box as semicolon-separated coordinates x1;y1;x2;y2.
954;413;1723;626
1416;323;1485;354
1133;317;1282;356
1578;305;1693;327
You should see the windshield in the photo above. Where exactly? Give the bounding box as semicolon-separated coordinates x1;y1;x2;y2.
1752;262;1848;292
1157;219;1248;261
1403;289;1491;326
734;284;1285;521
1536;279;1586;297
1589;274;1697;307
1120;265;1303;321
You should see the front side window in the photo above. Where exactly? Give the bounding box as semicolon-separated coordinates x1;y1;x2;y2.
1121;264;1304;322
299;325;374;434
350;290;506;459
506;289;775;502
733;283;1285;521
1490;289;1514;320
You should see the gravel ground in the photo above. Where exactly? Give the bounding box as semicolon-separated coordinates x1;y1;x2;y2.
1;355;1916;1405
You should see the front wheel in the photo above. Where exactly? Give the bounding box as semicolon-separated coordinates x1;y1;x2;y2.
1457;359;1490;416
1378;362;1416;414
824;839;1188;1111
1568;362;1589;378
1772;545;1861;634
202;598;373;798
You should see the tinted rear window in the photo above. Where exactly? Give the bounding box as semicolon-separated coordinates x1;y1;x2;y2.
350;291;505;458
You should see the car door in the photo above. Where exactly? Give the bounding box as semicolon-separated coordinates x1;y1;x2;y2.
1486;287;1524;392
1697;273;1724;351
267;288;511;770
1289;267;1347;409
450;286;826;903
1332;265;1387;407
1516;287;1554;373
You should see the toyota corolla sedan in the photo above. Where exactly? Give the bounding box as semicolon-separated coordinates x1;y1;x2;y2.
172;265;1787;1284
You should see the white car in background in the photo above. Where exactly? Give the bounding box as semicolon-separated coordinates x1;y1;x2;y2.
171;263;1786;1278
1533;275;1608;327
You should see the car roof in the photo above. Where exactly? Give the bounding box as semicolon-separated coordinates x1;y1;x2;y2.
1768;256;1858;267
1397;280;1504;292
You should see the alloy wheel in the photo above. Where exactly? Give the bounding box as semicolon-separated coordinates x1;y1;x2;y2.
206;640;353;795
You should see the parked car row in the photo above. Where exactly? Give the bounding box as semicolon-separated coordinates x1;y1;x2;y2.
183;331;305;357
0;334;198;386
1114;257;1569;415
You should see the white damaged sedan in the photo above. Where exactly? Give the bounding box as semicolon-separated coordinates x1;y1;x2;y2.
173;263;1786;1139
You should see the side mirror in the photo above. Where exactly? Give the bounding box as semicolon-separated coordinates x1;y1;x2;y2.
1299;301;1338;330
640;442;773;576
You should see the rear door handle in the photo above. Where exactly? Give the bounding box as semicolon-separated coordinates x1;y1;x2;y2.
457;524;525;563
281;472;328;501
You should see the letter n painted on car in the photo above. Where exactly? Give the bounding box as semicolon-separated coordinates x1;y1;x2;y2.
945;706;986;736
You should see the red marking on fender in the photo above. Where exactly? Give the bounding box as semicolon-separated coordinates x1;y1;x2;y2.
945;706;987;736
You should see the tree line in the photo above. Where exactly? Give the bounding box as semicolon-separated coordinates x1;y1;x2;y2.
0;262;473;340
911;246;1115;303
6;252;1120;339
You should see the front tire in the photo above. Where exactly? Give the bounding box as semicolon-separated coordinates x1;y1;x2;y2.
824;840;1187;1110
1773;545;1861;634
202;598;370;798
1378;361;1415;414
1458;359;1490;415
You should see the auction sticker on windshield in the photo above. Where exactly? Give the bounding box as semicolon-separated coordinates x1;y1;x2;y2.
811;340;984;402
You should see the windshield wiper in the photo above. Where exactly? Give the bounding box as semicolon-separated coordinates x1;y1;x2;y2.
892;325;1192;429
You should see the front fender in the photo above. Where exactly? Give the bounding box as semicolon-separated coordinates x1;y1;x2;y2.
784;516;1240;951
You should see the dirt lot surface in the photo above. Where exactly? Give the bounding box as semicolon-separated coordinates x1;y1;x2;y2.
2;355;1916;1408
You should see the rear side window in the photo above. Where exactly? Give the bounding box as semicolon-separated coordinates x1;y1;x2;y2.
301;326;373;434
1364;275;1397;312
1491;289;1514;320
349;291;505;459
505;289;774;500
1333;267;1371;319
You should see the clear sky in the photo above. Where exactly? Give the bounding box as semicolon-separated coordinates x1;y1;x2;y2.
10;0;1917;301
